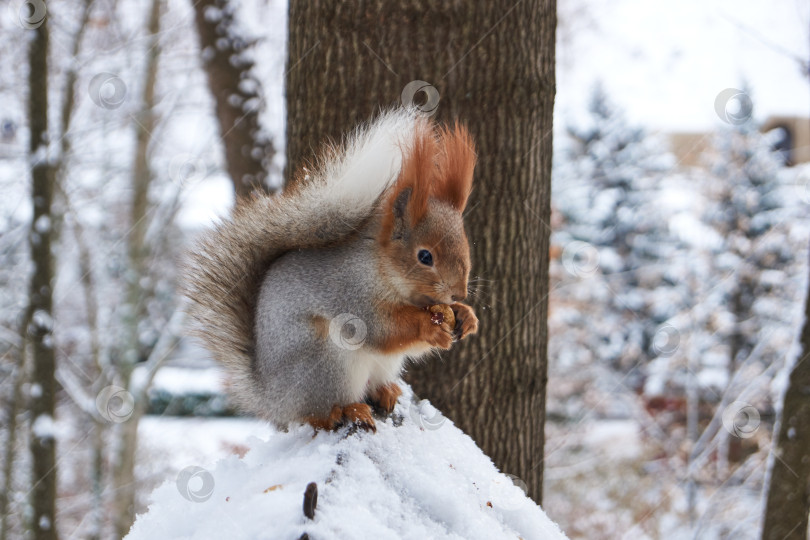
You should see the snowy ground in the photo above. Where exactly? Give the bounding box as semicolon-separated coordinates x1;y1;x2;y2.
130;384;566;540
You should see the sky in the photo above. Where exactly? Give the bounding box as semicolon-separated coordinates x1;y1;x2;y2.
556;0;810;133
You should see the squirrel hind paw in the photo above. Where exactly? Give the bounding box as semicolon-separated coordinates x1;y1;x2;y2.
341;403;377;433
307;403;377;433
306;405;344;432
366;382;403;414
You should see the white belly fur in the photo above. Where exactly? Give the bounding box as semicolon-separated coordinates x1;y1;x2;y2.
345;344;432;399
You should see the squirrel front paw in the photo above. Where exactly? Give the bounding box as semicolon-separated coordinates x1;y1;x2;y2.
450;302;479;340
423;307;454;349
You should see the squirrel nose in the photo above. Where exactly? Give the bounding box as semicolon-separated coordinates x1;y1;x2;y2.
450;287;467;302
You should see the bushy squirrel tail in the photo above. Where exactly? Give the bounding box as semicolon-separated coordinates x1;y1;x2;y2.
184;108;422;415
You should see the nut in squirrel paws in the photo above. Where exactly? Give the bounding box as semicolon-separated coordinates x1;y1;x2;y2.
367;382;402;414
424;305;455;349
450;302;478;340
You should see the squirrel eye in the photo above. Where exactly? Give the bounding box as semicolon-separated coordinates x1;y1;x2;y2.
417;249;433;266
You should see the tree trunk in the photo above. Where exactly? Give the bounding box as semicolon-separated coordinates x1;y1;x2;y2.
762;245;810;539
27;2;59;537
191;0;276;197
0;321;28;540
67;196;106;540
89;419;104;540
285;0;556;503
113;0;162;536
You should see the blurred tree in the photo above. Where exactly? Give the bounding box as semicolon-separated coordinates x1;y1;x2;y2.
562;84;662;258
192;0;276;197
552;85;677;378
26;0;59;537
285;0;556;503
0;273;26;540
762;242;810;539
113;0;164;536
704;122;791;376
49;1;98;537
0;186;34;540
702;120;795;475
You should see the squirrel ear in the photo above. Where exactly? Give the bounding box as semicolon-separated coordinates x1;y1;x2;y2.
435;122;476;211
391;187;412;240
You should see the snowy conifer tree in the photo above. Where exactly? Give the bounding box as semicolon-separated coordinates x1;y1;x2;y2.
551;83;681;379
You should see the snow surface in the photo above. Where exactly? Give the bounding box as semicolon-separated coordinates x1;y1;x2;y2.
581;420;641;461
128;384;566;540
133;365;224;396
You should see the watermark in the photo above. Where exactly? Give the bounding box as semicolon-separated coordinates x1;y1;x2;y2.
95;385;135;423
8;0;46;29
489;473;528;511
329;313;367;351
561;240;600;278
168;154;208;188
714;89;753;125
409;398;445;430
722;401;760;439
401;80;440;117
88;73;127;110
176;466;215;502
651;324;680;357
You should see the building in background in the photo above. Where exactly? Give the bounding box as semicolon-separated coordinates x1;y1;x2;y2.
669;116;810;168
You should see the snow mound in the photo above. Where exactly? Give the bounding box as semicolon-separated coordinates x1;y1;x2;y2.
127;384;566;540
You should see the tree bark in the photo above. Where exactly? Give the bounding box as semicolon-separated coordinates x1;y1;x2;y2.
27;1;59;537
191;0;276;197
762;244;810;539
286;0;556;503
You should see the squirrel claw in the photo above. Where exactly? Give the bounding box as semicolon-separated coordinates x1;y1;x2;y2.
342;403;377;432
450;302;479;340
367;382;402;414
307;405;344;432
308;403;377;433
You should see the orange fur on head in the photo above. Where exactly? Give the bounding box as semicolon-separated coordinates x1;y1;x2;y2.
380;119;439;242
380;119;476;243
435;122;476;212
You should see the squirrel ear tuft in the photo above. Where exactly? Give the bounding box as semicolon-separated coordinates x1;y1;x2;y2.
399;119;436;224
380;120;438;243
435;122;476;212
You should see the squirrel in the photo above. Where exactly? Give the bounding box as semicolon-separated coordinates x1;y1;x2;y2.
184;108;479;432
